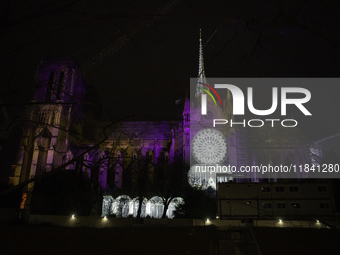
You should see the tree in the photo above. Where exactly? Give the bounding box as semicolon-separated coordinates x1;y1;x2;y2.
99;141;188;219
174;184;217;219
0;61;132;212
153;155;188;218
131;154;153;219
30;168;93;216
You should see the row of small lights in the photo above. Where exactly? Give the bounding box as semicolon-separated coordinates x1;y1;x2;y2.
206;217;320;224
72;215;321;224
278;219;320;223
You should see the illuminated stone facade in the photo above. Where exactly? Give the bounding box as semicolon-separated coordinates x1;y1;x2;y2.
13;57;190;211
14;33;313;215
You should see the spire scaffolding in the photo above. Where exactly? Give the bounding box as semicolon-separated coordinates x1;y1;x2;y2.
196;29;207;98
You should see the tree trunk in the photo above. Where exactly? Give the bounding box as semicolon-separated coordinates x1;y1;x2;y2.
162;198;172;218
137;195;143;219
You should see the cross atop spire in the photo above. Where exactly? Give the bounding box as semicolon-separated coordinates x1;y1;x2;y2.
196;29;207;98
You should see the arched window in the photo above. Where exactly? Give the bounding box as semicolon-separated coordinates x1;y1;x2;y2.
132;198;147;218
91;153;100;183
165;151;169;162
38;112;43;126
56;71;64;100
36;128;52;175
45;72;54;101
115;195;131;218
147;196;164;218
101;196;114;217
114;153;123;189
159;151;165;160
147;151;153;162
50;111;55;126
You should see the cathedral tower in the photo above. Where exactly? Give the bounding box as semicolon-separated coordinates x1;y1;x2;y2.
14;58;86;207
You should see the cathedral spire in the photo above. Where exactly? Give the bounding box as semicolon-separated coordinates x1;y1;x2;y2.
196;29;207;98
198;29;206;84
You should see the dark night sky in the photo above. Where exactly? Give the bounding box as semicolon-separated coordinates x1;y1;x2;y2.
1;0;340;141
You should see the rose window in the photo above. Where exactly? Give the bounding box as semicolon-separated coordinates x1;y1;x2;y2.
192;128;227;164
